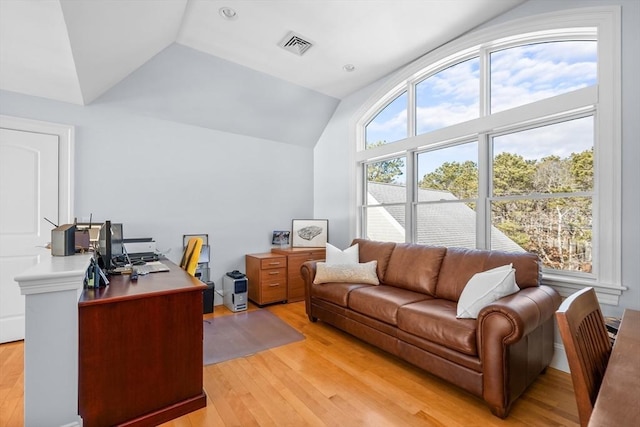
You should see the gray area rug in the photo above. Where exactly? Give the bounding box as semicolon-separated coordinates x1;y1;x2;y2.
203;309;305;365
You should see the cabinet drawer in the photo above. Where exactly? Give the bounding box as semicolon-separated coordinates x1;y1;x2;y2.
259;267;286;282
260;280;287;302
261;257;286;269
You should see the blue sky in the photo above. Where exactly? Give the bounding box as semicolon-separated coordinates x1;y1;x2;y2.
365;40;597;181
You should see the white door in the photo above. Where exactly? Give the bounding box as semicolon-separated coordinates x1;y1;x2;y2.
0;128;60;343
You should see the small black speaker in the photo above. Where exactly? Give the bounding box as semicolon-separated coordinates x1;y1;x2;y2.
203;281;215;314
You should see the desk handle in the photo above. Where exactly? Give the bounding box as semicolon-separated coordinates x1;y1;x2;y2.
269;271;280;275
269;283;281;287
268;262;281;266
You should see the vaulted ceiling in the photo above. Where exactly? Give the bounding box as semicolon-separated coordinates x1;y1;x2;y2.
0;0;524;146
0;0;525;104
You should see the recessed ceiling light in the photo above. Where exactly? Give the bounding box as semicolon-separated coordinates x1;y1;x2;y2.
343;64;356;72
219;7;238;20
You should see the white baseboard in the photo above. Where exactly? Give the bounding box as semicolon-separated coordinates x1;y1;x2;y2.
549;342;569;373
0;316;25;343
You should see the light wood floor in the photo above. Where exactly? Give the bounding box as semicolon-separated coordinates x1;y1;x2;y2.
0;301;579;426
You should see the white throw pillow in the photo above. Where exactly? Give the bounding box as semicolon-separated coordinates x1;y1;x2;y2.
456;264;519;319
326;243;359;265
313;261;379;285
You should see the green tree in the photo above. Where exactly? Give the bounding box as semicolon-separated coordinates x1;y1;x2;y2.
569;148;594;191
418;160;478;199
366;141;405;183
492;152;536;196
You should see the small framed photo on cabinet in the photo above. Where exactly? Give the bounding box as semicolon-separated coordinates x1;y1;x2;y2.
291;219;328;248
272;230;290;246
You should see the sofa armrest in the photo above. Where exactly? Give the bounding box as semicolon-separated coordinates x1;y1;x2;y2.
301;260;319;321
478;285;560;346
477;285;560;417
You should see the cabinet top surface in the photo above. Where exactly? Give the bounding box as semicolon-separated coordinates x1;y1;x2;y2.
247;252;286;259
271;247;325;255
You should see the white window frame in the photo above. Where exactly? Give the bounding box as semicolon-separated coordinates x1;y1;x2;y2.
352;7;622;304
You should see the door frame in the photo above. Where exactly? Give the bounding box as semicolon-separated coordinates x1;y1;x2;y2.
0;115;74;224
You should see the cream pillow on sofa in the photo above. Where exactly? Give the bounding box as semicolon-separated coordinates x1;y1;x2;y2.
456;264;518;319
314;260;379;285
326;243;359;265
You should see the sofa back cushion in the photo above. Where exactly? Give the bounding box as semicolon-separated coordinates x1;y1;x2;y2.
436;247;541;302
382;243;447;295
351;239;396;280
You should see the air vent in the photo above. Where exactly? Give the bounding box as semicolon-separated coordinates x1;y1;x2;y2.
278;31;314;56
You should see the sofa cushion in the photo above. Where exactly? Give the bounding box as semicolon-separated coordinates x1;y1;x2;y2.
326;242;359;265
382;243;446;295
456;264;518;319
435;247;540;302
311;282;372;307
348;285;429;326
314;261;379;285
351;239;396;280
398;299;478;356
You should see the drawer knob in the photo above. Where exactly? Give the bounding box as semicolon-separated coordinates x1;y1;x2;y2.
269;283;280;287
269;271;279;275
268;262;281;266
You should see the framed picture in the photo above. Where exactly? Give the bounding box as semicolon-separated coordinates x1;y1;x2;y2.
291;219;328;248
272;230;290;246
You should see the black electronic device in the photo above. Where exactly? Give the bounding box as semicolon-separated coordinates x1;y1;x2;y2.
226;270;246;280
97;221;112;271
96;220;124;273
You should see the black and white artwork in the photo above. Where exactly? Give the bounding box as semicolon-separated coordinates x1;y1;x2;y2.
291;219;328;248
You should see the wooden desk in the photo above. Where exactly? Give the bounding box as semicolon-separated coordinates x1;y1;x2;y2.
588;309;640;426
78;260;207;427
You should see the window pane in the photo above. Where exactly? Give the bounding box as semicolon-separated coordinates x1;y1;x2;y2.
491;41;597;113
493;117;594;196
365;91;408;148
364;205;405;243
417;142;478;202
416;57;479;135
491;197;592;272
416;203;476;248
366;156;406;204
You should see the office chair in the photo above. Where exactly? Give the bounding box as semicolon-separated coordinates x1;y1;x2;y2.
555;287;612;427
180;237;203;277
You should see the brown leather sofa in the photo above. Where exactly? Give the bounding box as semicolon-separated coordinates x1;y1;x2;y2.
301;239;561;418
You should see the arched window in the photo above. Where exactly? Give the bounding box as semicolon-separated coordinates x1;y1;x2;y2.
355;7;621;301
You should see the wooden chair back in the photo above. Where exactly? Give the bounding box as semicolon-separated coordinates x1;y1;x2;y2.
556;287;612;427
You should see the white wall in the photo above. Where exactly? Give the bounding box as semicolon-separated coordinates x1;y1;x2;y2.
313;0;640;315
0;89;315;299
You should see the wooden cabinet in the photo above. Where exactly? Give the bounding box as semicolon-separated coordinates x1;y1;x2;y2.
246;253;288;306
271;247;325;303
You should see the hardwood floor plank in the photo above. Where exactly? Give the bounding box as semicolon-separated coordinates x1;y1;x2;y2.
1;301;580;427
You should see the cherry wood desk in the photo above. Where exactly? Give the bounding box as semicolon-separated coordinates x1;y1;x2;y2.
78;260;207;427
588;309;640;426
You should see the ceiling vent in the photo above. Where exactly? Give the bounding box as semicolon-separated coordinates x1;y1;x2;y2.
278;31;313;56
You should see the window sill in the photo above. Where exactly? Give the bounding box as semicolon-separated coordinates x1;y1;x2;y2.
541;273;626;306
